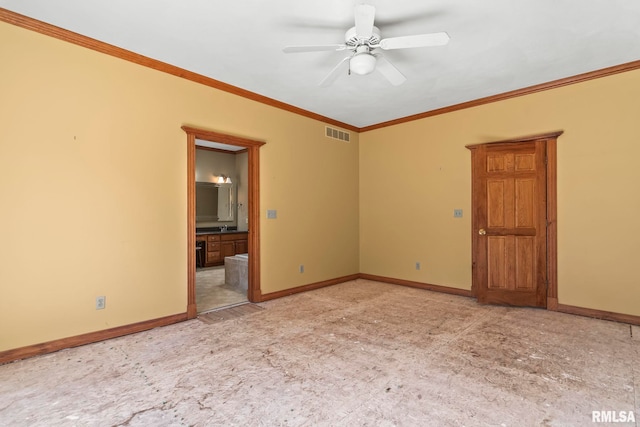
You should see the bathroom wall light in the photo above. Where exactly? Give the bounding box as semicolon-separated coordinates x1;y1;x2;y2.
214;175;233;184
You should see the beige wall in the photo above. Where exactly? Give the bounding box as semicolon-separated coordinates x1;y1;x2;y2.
360;69;640;317
3;17;639;353
0;22;359;351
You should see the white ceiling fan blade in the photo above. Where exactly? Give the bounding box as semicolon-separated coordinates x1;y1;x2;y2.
283;44;347;53
354;4;376;39
319;56;351;87
375;55;406;86
379;32;450;50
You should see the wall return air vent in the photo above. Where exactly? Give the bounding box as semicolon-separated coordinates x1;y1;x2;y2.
325;126;350;142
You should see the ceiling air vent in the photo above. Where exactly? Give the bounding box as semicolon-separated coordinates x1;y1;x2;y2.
325;126;350;142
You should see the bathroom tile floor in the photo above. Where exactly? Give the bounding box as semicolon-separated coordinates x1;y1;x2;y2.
195;266;247;313
0;279;638;426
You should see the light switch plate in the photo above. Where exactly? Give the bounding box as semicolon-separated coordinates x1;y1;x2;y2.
267;209;277;219
96;296;106;310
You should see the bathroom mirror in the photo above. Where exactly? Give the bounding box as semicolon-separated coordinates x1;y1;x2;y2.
195;182;234;222
216;184;234;221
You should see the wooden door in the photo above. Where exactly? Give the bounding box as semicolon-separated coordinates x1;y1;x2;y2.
470;140;547;307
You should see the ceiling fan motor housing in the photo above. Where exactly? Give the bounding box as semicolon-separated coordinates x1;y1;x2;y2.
345;26;381;47
346;26;380;75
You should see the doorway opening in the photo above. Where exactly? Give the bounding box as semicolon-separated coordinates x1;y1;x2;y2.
183;126;265;319
195;144;248;312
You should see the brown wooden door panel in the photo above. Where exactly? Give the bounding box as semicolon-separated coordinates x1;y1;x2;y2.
515;178;536;227
487;179;509;227
486;236;536;291
471;140;547;307
515;153;536;171
515;237;536;290
487;236;508;289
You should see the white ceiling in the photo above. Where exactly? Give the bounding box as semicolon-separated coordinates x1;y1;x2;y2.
196;140;244;152
3;1;640;129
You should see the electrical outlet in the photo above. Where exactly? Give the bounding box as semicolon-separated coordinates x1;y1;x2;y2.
299;264;304;273
416;262;421;270
267;209;277;219
96;296;106;310
454;209;463;218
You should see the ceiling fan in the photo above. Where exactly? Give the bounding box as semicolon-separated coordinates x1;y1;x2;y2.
283;4;450;87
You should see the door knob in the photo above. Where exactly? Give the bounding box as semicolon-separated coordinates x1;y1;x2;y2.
478;228;486;235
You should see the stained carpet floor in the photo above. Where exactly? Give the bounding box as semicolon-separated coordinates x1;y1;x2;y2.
0;279;638;426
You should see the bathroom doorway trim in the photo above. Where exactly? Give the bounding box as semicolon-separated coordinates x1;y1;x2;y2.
183;126;266;319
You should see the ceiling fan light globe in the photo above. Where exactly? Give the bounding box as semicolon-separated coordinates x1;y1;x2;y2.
350;53;377;75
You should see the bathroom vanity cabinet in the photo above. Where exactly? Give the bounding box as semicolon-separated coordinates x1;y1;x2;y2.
221;233;248;258
196;232;248;267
